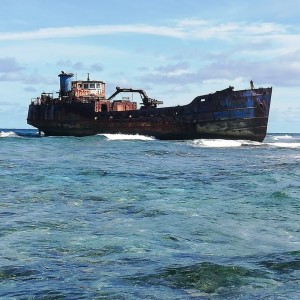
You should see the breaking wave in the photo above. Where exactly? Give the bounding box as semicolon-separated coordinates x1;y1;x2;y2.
100;133;155;141
189;137;300;149
266;134;300;148
189;139;261;148
268;142;300;149
0;130;39;138
271;134;294;140
0;131;19;138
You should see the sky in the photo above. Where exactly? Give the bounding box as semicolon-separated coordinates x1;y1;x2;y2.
0;0;300;132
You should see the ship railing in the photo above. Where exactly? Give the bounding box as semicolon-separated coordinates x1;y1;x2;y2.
31;97;54;105
30;95;106;105
31;98;41;105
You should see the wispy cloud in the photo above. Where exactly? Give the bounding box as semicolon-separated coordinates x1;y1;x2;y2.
0;57;25;81
140;49;300;87
0;20;291;41
0;24;185;41
56;61;104;72
0;57;24;72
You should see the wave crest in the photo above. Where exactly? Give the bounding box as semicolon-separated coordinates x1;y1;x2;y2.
0;131;19;138
269;142;300;149
271;134;294;141
100;133;155;141
189;139;260;148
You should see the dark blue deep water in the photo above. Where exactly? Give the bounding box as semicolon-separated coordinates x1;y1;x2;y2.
1;129;300;299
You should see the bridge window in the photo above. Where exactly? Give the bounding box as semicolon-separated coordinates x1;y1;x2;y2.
82;82;102;90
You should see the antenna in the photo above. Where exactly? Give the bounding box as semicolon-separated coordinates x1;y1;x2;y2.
87;73;90;81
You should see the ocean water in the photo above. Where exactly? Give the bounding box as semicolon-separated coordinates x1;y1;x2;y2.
0;129;300;299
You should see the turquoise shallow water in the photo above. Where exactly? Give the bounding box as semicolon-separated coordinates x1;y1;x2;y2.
0;129;300;299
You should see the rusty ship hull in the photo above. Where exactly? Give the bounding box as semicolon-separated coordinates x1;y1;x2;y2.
27;72;272;142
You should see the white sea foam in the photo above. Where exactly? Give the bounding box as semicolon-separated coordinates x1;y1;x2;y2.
0;131;19;138
101;133;155;141
189;139;261;148
271;134;294;141
189;138;300;149
268;142;300;149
